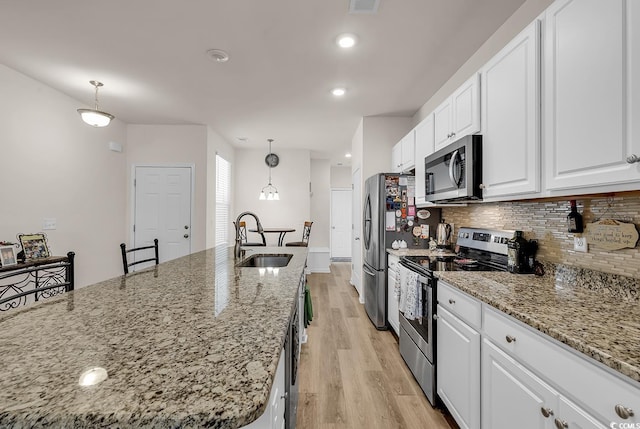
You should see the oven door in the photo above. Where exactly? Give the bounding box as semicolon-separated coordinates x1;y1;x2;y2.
398;268;433;362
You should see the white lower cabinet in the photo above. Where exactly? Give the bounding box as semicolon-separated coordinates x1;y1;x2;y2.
386;253;399;334
437;305;481;429
436;281;640;429
242;349;285;429
482;338;558;429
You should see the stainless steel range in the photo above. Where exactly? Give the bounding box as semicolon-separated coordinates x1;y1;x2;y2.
397;227;513;405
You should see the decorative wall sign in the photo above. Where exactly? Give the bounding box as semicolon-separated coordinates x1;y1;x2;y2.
585;219;639;251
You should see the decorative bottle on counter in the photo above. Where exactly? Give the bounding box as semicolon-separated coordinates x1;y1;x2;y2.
507;231;527;273
567;200;584;233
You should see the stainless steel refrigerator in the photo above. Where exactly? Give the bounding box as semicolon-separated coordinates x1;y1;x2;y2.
362;173;440;329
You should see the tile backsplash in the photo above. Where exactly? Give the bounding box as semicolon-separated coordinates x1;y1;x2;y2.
442;192;640;279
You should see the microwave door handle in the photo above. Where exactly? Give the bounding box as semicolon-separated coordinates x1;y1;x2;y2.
448;149;460;188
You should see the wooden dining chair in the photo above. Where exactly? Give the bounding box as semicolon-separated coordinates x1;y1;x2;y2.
286;221;313;247
120;239;159;274
234;221;266;246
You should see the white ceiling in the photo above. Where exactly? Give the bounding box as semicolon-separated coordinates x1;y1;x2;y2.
0;0;526;165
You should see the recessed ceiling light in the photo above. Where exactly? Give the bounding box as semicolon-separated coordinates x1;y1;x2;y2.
207;49;230;63
331;88;346;97
337;34;358;48
345;153;352;158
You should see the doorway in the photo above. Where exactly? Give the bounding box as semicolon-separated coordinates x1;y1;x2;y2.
330;188;352;260
133;166;193;267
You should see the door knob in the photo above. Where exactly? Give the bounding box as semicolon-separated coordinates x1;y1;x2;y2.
184;234;189;238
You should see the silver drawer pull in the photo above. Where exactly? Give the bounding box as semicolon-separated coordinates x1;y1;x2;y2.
506;335;516;343
448;298;455;305
615;404;634;419
626;154;640;164
554;419;568;429
540;407;554;418
433;314;439;320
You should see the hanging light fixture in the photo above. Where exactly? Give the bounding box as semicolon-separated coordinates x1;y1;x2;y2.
259;139;280;201
77;80;114;127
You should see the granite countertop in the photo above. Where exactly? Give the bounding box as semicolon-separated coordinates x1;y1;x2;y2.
435;269;640;383
387;248;456;257
0;245;308;429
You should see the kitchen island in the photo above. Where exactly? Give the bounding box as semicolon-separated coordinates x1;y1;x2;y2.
0;245;307;429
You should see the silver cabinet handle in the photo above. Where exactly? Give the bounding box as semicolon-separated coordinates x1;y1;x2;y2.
506;335;516;343
626;154;640;164
184;225;189;229
479;183;486;189
448;298;455;305
451;132;456;137
615;404;635;419
446;133;451;138
355;237;360;241
433;314;439;320
184;234;189;238
540;407;554;418
554;419;568;429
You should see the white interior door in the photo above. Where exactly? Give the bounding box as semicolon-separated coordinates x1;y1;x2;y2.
330;189;352;259
351;168;362;299
134;166;192;266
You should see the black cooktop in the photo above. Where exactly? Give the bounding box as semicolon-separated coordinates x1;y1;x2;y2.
401;252;508;275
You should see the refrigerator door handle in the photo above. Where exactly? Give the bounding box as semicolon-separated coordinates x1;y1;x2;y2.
363;265;376;277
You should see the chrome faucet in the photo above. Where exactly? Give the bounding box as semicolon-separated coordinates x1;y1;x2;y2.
234;211;264;259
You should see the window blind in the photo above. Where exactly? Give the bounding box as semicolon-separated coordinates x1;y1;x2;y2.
216;155;231;246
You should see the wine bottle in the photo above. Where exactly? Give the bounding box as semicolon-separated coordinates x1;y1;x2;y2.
567;200;584;233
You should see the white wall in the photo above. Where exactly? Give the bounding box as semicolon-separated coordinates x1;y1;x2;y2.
330;166;352;188
125;125;208;253
310;159;330;248
0;64;127;287
234;148;311;246
412;0;553;125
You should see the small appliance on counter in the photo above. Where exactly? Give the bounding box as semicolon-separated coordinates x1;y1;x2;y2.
435;219;453;249
507;230;538;274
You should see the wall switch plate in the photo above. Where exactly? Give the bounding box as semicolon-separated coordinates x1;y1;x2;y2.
42;218;57;230
574;236;587;252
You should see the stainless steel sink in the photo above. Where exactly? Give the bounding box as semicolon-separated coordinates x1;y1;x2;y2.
238;253;293;268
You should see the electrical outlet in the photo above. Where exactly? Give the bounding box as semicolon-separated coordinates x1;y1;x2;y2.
574;236;588;252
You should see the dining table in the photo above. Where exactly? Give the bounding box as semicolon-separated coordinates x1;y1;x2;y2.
250;227;296;246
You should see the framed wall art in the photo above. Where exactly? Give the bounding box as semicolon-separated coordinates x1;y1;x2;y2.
18;233;50;259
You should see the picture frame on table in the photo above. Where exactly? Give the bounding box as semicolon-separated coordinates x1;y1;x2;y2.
18;233;50;259
0;245;18;267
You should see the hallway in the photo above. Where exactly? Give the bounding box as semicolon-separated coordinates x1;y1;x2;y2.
297;263;454;429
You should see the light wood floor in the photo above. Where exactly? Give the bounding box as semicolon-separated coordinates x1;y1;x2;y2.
297;263;455;429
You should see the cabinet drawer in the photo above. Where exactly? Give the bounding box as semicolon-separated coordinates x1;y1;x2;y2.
437;281;481;330
483;307;640;425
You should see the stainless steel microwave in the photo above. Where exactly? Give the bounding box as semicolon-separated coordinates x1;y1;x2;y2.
424;135;483;202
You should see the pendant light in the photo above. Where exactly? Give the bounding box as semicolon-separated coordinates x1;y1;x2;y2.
77;80;114;127
259;139;280;201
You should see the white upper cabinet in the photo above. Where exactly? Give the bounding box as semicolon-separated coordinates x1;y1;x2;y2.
414;114;435;206
434;74;481;151
544;0;640;191
401;131;415;171
391;141;402;173
481;20;541;199
391;130;415;173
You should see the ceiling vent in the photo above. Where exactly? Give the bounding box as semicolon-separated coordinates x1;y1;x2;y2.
349;0;380;14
